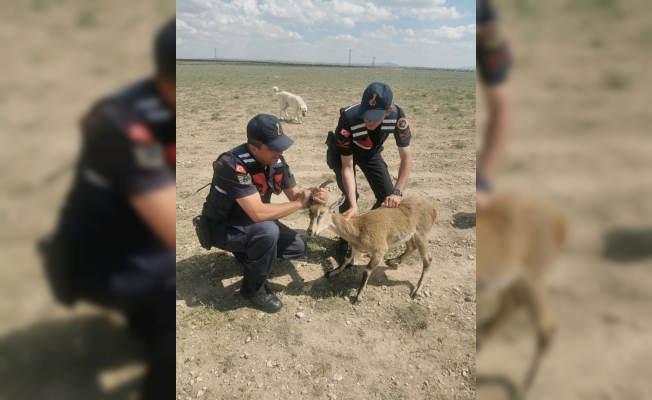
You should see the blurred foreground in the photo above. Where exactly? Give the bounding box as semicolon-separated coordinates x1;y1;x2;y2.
476;0;652;399
0;1;173;399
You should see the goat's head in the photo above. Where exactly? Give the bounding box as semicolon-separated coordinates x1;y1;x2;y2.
307;180;344;237
301;105;308;117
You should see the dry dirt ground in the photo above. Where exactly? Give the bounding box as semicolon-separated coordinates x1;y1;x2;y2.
476;1;652;399
0;1;174;399
176;63;477;399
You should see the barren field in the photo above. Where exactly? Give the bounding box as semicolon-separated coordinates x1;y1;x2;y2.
176;63;477;399
476;0;652;399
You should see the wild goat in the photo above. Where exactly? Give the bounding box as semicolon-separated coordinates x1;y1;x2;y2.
307;181;437;303
477;191;566;398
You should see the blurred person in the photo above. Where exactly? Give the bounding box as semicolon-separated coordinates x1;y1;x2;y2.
39;18;176;400
325;82;413;267
196;114;329;313
476;0;514;213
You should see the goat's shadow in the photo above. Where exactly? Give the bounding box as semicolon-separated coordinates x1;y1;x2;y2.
176;229;415;312
452;212;476;229
0;315;145;400
602;228;652;263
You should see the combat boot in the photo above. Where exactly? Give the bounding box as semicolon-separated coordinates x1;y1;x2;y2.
241;279;283;313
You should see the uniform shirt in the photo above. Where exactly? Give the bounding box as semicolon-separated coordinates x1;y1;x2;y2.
203;143;297;222
333;103;411;158
58;79;175;255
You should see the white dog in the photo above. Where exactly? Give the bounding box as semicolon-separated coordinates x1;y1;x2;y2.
273;86;307;124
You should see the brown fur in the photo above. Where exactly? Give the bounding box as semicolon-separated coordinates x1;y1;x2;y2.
477;191;566;397
308;196;437;303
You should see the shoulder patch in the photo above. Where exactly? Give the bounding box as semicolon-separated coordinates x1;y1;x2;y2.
397;118;408;130
127;123;154;144
133;143;165;169
235;164;246;174
340;128;350;138
237;173;252;185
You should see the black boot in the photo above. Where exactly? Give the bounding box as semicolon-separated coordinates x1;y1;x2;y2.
241;279;283;313
338;238;354;268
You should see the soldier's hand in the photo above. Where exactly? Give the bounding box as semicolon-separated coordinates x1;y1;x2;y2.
382;194;402;208
311;187;329;205
343;206;358;220
299;189;313;208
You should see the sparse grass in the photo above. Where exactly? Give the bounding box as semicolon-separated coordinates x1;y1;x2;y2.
211;112;221;120
453;139;467;149
77;8;97;28
602;70;629;90
313;296;341;313
221;354;236;373
395;303;429;334
313;358;332;376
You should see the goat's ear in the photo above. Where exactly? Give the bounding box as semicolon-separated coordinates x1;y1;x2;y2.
329;195;346;211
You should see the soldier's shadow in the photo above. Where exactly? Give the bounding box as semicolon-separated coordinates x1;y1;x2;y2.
176;229;415;312
0;315;145;400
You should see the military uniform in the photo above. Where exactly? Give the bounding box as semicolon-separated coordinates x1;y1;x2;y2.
477;0;512;85
50;77;175;399
330;98;411;213
204;143;305;283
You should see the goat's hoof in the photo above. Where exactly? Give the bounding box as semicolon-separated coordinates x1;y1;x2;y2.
410;291;419;299
324;271;332;279
352;297;360;305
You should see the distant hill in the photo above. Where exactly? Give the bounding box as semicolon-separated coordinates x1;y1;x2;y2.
457;65;476;70
374;62;399;67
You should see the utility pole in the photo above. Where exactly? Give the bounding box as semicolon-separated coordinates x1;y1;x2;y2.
372;56;375;67
348;50;351;67
214;48;217;60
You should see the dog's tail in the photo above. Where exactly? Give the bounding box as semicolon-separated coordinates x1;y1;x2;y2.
272;86;279;94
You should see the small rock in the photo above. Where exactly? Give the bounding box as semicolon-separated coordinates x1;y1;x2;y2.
381;285;387;290
191;296;197;304
453;251;462;257
301;389;308;395
464;296;473;302
266;361;274;368
196;377;203;382
462;370;468;377
302;285;313;293
190;380;194;385
327;394;337;400
296;312;305;319
333;374;343;381
245;336;251;343
346;321;351;325
196;390;204;397
344;296;349;302
468;255;475;260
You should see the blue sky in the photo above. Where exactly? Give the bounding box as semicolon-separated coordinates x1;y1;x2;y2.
176;0;476;68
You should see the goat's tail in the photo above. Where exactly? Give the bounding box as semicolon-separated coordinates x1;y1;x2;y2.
430;205;437;224
273;86;279;94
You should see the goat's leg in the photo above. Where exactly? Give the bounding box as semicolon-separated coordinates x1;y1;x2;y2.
326;247;359;278
520;276;556;397
387;238;416;267
353;252;384;304
283;103;290;118
476;292;518;351
411;237;433;298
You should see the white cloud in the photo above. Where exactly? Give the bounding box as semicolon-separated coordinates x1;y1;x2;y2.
175;0;474;67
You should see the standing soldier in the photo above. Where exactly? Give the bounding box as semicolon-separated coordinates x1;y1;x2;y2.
41;18;176;400
198;114;329;313
326;82;413;266
476;0;513;213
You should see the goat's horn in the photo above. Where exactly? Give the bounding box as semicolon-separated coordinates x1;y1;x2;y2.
319;179;334;188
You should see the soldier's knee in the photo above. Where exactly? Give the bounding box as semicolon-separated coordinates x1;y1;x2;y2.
251;221;280;245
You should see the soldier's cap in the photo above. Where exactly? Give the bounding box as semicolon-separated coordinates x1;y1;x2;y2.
246;114;294;152
155;18;175;80
358;82;393;122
